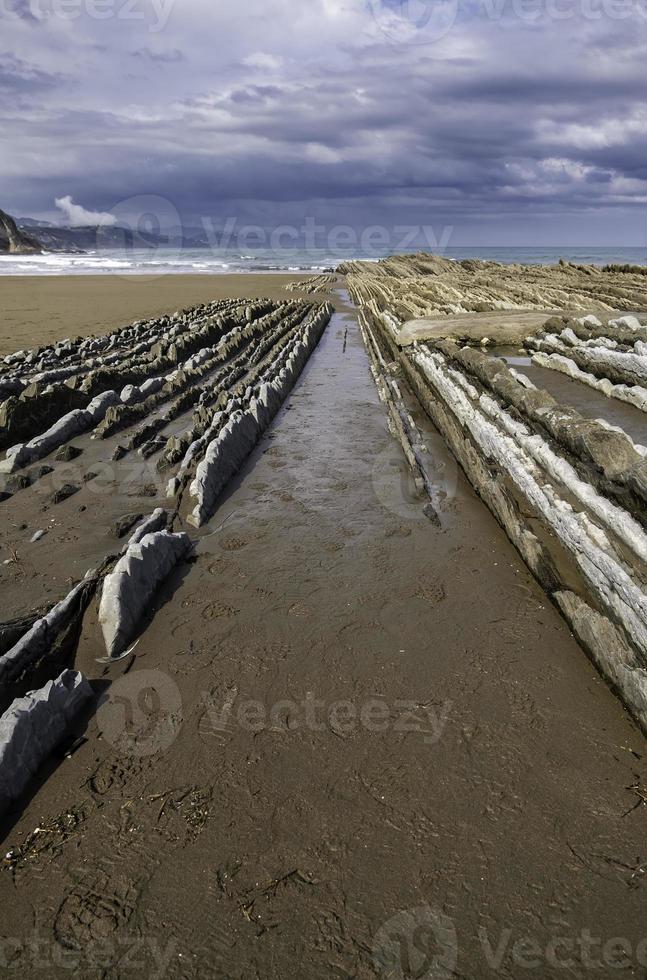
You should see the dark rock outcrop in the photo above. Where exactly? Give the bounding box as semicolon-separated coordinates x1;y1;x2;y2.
0;208;42;254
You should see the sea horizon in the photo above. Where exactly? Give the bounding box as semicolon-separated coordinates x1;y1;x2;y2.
1;244;647;276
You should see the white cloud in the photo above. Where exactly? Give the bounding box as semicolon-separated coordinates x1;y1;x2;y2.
537;112;647;150
242;52;283;71
54;195;116;227
2;0;645;238
541;157;593;180
305;142;343;164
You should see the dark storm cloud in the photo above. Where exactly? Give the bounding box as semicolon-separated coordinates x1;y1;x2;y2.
227;85;285;105
434;70;647;103
131;47;185;62
0;52;62;91
2;0;647;241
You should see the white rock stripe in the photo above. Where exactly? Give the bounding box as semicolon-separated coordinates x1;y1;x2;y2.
413;347;647;656
529;332;647;386
0;572;95;686
0;335;232;474
186;306;330;527
0;391;119;473
98;530;192;660
0;669;93;816
531;350;647;414
477;392;647;564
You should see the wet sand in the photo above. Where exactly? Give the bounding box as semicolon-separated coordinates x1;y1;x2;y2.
1;289;647;977
0;273;326;355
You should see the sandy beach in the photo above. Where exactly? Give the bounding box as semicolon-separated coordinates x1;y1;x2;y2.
0;273;323;355
5;0;647;967
1;266;647;976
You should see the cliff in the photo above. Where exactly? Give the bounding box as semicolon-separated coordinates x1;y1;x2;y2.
0;208;42;254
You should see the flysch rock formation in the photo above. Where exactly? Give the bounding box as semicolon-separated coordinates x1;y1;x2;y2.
0;297;320;495
186;304;331;526
126;507;169;548
341;253;647;343
357;308;442;523
526;318;647;414
99;529;192;660
0;391;120;473
0;294;333;814
0;670;92;814
0;572;97;690
347;255;647;733
0;670;92;816
285;274;337;293
531;351;647;414
397;311;556;347
159;301;323;491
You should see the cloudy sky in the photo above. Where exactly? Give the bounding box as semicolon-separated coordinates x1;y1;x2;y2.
2;0;647;244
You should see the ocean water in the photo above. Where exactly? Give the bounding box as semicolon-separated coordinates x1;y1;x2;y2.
1;245;646;276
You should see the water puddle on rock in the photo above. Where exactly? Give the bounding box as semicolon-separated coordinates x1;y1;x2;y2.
492;347;647;445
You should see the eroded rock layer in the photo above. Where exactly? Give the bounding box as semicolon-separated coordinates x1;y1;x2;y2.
0;295;332;811
347;256;647;732
341;253;647;323
285;274;337;294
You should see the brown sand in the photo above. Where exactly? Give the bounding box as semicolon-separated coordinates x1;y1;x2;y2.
1;281;646;977
0;273;330;355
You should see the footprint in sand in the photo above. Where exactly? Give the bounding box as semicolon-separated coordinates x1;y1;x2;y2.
207;558;232;577
201;601;238;621
220;536;247;551
414;581;447;605
54;873;138;950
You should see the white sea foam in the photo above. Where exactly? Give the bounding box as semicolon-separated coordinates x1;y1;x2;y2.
0;247;348;276
2;246;647;276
